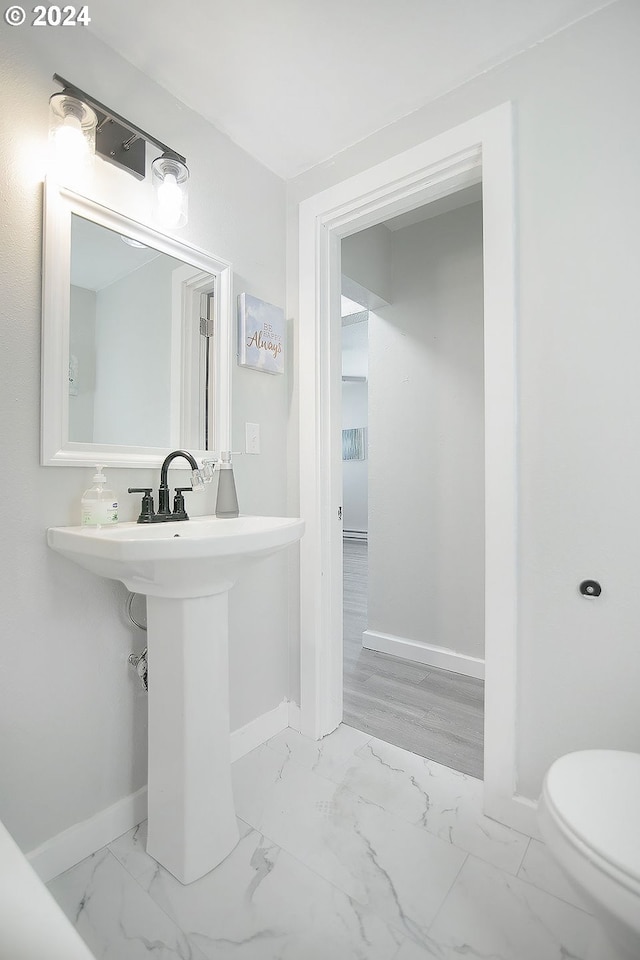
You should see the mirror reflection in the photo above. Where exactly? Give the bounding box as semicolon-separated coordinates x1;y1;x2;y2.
68;214;215;450
41;181;232;468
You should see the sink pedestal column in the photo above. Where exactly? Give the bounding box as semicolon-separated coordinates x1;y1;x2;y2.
145;593;239;884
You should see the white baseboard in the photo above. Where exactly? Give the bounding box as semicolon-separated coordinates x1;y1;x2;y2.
27;787;148;886
229;698;290;762
363;629;485;680
485;792;541;840
287;700;301;732
29;698;292;884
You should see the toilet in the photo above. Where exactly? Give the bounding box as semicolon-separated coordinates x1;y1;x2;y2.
539;750;640;960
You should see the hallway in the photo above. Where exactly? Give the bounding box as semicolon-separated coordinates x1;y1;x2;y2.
343;540;484;778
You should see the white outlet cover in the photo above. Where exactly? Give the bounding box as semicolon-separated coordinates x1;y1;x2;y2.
245;422;260;454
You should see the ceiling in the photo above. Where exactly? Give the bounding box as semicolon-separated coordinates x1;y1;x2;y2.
89;0;614;180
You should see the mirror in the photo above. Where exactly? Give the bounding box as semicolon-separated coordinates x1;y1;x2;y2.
41;180;232;467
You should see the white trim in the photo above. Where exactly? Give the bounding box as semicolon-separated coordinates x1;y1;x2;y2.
28;699;292;883
287;700;302;732
362;630;485;680
298;104;523;830
503;795;541;840
228;698;290;762
27;786;148;884
176;268;223;451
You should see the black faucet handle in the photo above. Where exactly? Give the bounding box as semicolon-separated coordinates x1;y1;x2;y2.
128;488;155;524
172;486;192;520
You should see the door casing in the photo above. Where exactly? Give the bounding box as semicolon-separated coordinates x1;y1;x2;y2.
298;104;537;837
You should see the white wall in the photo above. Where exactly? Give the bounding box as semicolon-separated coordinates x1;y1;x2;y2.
341;224;392;305
341;317;369;380
287;0;640;799
93;256;179;447
368;203;484;660
0;25;288;853
342;380;368;535
342;318;368;533
341;317;369;535
68;285;96;442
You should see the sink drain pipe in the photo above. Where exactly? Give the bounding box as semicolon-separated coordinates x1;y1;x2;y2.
126;592;148;691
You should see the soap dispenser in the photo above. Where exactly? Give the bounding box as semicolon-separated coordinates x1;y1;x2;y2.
215;451;239;518
81;465;118;527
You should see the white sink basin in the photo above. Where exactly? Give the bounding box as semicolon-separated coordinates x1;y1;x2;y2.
47;515;304;598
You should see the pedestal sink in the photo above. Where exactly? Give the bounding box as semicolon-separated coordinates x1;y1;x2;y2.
47;515;304;884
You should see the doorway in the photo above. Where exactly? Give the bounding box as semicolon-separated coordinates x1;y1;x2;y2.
298;105;532;835
340;194;485;779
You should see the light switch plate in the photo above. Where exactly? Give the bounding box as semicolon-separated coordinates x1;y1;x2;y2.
245;422;260;455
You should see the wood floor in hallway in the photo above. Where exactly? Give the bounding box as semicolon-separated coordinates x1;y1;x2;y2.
343;539;485;779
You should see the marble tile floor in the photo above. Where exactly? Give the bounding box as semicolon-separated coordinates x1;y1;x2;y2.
48;724;595;960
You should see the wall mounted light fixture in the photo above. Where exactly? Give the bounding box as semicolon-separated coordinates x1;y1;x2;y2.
49;74;190;228
49;91;97;180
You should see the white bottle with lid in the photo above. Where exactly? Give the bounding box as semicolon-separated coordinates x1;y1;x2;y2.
81;465;118;527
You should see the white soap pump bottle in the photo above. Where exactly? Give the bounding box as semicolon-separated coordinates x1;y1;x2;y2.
81;465;119;527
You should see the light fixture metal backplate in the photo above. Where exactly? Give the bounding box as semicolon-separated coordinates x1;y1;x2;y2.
95;110;146;179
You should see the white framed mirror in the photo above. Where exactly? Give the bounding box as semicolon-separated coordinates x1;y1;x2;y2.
41;179;232;467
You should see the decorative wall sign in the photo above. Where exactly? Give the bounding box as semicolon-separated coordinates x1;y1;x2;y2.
342;427;366;460
238;292;285;375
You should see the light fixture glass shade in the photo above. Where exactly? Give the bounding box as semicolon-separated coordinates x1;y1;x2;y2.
152;155;189;228
49;93;97;181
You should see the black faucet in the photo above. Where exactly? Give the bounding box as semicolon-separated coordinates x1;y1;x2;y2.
128;450;200;524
